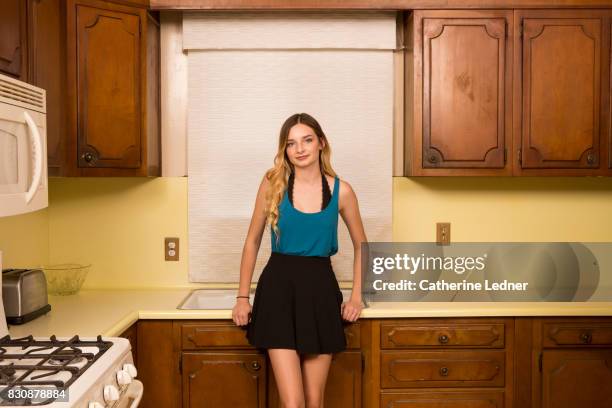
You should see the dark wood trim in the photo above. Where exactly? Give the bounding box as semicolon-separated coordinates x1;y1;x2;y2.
151;0;612;11
514;317;533;408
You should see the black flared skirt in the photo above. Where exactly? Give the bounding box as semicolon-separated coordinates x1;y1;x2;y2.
245;252;347;354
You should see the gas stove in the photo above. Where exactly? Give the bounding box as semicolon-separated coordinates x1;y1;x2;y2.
0;335;140;407
0;334;140;407
0;253;142;407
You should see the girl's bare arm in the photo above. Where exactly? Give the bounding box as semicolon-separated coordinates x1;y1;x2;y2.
338;180;368;302
237;175;270;298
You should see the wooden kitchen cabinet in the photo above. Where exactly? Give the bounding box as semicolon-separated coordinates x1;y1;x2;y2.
66;0;160;176
377;318;514;408
24;0;160;177
182;351;267;408
406;10;513;176
380;390;505;408
132;316;612;408
0;0;27;80
540;350;612;408
405;9;612;176
514;10;611;176
26;0;66;176
179;320;364;408
137;320;181;408
523;317;612;408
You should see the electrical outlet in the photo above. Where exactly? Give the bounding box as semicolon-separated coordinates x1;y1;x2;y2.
165;237;180;261
436;223;451;245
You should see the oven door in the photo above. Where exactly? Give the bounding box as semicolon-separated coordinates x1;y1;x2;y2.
0;102;47;217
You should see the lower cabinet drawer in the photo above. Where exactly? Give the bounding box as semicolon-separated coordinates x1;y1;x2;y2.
381;351;505;388
543;321;612;347
380;390;504;408
381;321;505;349
182;322;251;349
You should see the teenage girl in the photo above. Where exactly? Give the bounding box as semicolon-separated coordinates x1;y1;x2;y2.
232;112;367;408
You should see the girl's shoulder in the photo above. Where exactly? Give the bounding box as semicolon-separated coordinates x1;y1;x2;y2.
335;176;353;194
336;177;356;212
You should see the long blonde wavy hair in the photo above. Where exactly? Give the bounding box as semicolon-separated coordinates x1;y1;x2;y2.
265;113;338;245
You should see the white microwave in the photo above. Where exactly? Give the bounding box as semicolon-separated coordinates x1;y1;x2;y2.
0;73;48;217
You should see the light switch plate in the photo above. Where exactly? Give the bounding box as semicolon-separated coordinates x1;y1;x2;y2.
165;237;180;261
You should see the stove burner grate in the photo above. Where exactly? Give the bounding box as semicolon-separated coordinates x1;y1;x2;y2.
0;335;112;406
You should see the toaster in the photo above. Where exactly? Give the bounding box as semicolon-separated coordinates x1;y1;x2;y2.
2;269;51;325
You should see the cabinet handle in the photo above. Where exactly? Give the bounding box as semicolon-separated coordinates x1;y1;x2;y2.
438;334;449;344
586;153;595;165
439;366;449;376
83;152;94;163
428;155;438;163
251;361;261;371
580;332;592;344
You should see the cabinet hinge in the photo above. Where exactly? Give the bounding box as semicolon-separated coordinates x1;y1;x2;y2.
179;354;182;375
361;354;365;373
519;21;523;37
518;148;522;165
538;352;543;372
504;147;507;164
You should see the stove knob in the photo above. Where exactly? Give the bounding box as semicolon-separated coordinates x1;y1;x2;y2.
117;369;132;385
103;384;120;402
123;363;138;378
88;403;105;408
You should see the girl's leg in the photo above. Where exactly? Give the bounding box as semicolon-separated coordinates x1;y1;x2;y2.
300;353;333;408
268;348;305;408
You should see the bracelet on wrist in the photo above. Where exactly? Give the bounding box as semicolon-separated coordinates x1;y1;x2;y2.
236;295;249;299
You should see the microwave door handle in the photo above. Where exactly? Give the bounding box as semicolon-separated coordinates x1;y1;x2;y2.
23;111;43;204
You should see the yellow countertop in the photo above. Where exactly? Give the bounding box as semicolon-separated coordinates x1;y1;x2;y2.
8;289;612;338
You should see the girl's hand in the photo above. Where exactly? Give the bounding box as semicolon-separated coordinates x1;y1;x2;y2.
232;299;252;327
341;298;363;322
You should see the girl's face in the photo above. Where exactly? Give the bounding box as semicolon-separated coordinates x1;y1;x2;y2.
285;123;325;169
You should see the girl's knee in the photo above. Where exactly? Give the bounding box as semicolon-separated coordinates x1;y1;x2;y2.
280;397;306;408
304;391;324;408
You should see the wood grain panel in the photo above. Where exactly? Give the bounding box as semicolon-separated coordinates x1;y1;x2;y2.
381;390;505;408
423;17;506;168
408;10;513;176
182;322;252;349
381;322;504;348
522;17;601;169
27;0;66;176
76;3;142;168
0;0;26;79
543;321;612;347
137;321;181;408
381;350;505;388
541;350;612;408
182;352;266;408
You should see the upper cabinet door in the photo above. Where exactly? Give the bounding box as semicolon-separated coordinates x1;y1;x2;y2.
0;0;27;80
516;10;610;174
74;2;142;169
409;10;513;176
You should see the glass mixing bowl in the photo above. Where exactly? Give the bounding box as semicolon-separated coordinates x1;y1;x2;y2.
41;263;91;295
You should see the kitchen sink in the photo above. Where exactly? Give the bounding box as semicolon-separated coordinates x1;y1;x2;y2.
177;288;361;310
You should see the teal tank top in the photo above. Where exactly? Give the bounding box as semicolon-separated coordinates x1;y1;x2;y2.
271;176;339;257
